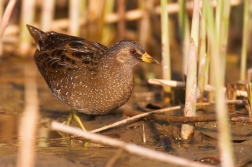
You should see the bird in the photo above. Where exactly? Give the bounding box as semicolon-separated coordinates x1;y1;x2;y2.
27;25;159;131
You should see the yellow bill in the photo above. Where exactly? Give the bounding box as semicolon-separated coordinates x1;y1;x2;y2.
141;52;159;64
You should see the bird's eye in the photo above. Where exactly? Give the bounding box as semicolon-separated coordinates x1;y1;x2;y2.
130;49;136;54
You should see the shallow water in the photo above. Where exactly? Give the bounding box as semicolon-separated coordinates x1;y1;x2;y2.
0;56;252;167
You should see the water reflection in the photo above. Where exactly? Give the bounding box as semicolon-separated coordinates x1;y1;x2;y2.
0;112;18;143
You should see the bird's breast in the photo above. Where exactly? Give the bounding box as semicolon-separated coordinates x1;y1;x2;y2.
51;67;134;115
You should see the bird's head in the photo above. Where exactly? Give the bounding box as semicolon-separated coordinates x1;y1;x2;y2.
109;40;159;67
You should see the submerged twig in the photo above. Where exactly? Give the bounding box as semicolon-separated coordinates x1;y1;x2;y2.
51;122;213;167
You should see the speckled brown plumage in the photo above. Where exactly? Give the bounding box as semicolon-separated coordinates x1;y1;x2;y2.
27;25;158;116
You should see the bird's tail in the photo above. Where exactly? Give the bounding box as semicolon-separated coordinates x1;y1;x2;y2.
26;24;49;51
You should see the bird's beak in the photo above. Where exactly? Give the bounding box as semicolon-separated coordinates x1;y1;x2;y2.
141;52;159;64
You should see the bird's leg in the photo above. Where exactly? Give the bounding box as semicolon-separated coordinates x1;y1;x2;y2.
65;111;73;126
71;109;89;147
57;112;74;145
71;109;87;131
59;109;87;146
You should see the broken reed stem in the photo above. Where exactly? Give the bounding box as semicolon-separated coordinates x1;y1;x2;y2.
182;0;199;139
17;66;39;167
184;43;198;116
51;122;212;167
182;39;197;139
148;78;248;97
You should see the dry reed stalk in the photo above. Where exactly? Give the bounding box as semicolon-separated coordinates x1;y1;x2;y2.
0;0;17;57
181;0;200;139
17;66;39;167
182;40;197;140
0;0;17;43
148;78;186;87
101;0;115;45
198;15;207;102
226;84;237;114
19;0;36;56
219;0;231;77
40;0;55;31
247;83;252;117
117;0;125;40
198;54;207;102
87;0;105;42
138;0;153;48
240;0;250;81
160;0;171;101
104;0;241;24
178;0;190;75
248;68;252;83
69;0;80;36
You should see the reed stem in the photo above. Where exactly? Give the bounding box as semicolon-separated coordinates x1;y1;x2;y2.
160;0;171;95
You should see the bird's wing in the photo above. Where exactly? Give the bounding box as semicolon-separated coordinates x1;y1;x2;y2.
34;39;108;85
